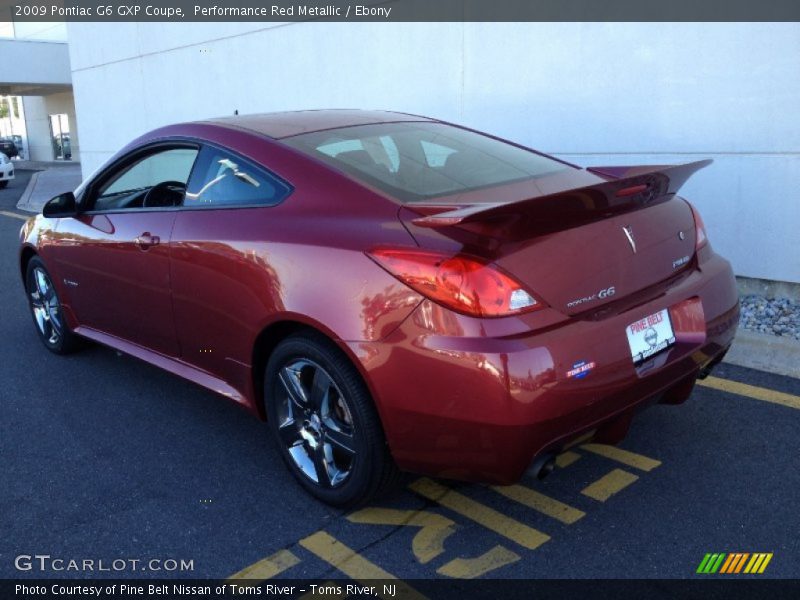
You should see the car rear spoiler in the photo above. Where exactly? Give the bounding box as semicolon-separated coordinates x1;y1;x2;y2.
410;159;713;228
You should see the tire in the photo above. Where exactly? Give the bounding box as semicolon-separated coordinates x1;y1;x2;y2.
0;181;8;189
264;332;401;507
25;256;83;354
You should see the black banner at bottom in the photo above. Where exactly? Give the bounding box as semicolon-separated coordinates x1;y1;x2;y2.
3;579;800;600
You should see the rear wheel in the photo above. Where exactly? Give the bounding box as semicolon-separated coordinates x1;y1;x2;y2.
25;256;82;354
264;332;400;507
0;181;8;189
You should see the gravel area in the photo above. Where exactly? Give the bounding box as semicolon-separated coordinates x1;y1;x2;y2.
739;294;800;341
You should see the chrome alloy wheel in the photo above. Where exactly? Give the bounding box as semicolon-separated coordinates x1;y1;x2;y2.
275;359;356;488
29;267;63;346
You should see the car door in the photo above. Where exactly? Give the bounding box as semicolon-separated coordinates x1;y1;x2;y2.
169;145;292;387
54;144;200;357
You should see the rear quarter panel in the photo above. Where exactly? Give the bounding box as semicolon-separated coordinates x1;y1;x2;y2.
165;125;423;407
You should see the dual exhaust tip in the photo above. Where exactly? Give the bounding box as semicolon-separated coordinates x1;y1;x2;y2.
527;453;556;480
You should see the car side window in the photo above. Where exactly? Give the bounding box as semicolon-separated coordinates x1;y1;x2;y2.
184;146;291;208
92;147;199;211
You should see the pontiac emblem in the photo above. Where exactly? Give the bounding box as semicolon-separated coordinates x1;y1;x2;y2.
622;225;636;254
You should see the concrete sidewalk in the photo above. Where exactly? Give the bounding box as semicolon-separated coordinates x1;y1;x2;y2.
15;161;82;214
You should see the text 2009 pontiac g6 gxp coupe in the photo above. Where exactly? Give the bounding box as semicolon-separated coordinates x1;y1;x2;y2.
19;110;738;506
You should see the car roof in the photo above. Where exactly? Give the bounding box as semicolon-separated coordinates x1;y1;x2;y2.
200;109;435;140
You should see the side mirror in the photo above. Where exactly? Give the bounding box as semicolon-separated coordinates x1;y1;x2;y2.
42;192;77;218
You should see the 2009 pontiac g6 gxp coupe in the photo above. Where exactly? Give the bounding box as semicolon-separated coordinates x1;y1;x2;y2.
20;110;738;506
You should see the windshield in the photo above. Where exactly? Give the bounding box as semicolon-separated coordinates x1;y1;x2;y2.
282;121;571;202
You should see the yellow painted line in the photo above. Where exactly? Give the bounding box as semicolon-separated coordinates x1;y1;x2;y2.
581;469;639;502
564;430;595;449
227;548;300;581
491;484;585;525
409;478;550;550
0;210;30;221
347;507;456;564
699;376;800;411
556;451;581;468
299;531;427;600
581;443;662;472
436;545;520;578
298;581;347;600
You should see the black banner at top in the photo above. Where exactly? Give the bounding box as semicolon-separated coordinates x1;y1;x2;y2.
1;0;800;22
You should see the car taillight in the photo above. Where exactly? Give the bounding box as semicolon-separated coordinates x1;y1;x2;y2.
688;202;708;249
367;247;545;318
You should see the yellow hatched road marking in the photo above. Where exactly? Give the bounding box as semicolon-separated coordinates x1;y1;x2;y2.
299;531;427;600
227;549;300;581
699;376;800;411
490;485;585;524
564;431;595;449
436;545;520;578
581;443;661;472
581;469;639;502
347;507;456;564
0;210;29;221
409;478;550;550
555;451;581;468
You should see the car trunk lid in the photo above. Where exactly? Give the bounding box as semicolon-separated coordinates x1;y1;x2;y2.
400;160;710;316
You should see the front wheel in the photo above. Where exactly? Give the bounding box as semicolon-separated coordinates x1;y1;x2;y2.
264;332;400;507
0;181;8;189
25;256;82;354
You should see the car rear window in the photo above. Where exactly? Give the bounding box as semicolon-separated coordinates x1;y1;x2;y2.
282;121;571;202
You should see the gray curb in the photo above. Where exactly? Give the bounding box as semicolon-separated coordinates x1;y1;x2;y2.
724;329;800;379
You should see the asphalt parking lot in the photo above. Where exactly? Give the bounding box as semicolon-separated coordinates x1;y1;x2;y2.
1;175;798;582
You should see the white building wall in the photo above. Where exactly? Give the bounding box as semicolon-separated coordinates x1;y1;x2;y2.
21;96;52;161
66;22;800;283
5;21;68;42
0;39;72;86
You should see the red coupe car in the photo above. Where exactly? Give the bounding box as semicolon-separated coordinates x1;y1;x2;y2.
19;110;738;506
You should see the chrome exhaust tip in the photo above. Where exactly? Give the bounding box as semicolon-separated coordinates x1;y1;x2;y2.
527;453;557;480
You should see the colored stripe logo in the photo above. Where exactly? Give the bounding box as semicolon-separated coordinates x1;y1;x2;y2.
697;552;773;574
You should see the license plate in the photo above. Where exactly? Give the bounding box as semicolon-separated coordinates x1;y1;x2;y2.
626;308;676;363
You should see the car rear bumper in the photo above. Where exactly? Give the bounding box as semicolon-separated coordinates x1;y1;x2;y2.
347;250;739;484
0;165;14;180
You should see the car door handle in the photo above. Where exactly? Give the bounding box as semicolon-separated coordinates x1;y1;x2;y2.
135;232;160;250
